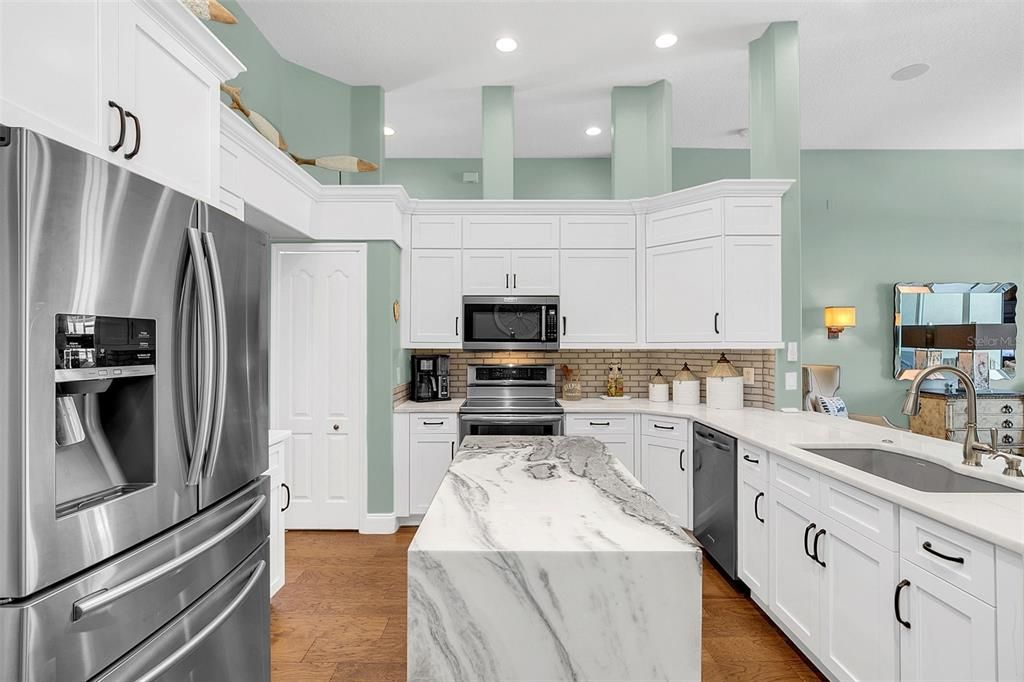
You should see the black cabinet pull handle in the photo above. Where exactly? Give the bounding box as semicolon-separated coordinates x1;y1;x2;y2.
922;541;965;564
124;111;141;159
589;421;610;426
812;529;827;567
754;492;765;523
743;454;760;464
506;273;509;289
894;579;911;629
513;273;517;289
714;312;720;334
455;316;459;335
562;316;567;335
108;101;126;152
803;523;816;559
423;420;444;426
280;483;291;512
654;424;675;430
451;441;455;461
679;448;685;472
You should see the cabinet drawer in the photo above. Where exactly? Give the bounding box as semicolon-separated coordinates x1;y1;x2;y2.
900;509;995;605
565;413;634;435
948;429;1024;447
738;442;768;481
411;413;458;435
642;414;688;441
821;475;897;550
770;456;820;507
645;200;722;247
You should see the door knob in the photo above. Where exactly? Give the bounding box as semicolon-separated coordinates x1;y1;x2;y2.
332;424;340;431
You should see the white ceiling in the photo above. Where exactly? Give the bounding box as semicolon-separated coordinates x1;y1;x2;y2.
238;1;1024;158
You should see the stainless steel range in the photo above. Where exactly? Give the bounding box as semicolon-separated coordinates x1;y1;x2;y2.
459;365;564;441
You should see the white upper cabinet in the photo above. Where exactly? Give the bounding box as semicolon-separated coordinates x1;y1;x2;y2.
462;250;512;295
412;215;462;249
560;250;637;345
723;236;782;344
411;250;462;344
646;237;723;343
0;1;241;202
560;215;636;249
510;250;559;294
646;199;722;247
462;215;559;249
723;197;782;236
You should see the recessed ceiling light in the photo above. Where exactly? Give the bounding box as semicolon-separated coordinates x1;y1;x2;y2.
495;37;518;53
891;63;930;81
383;126;395;136
585;126;602;137
655;33;678;49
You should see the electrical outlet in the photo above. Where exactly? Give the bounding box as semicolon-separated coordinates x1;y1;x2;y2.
785;371;798;391
743;367;755;385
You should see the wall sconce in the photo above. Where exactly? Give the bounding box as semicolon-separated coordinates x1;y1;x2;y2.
824;306;856;339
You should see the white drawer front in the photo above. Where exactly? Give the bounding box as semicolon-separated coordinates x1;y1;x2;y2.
770;456;820;507
411;413;459;435
642;414;688;441
821;475;897;550
565;413;634;435
738;441;767;481
900;509;996;605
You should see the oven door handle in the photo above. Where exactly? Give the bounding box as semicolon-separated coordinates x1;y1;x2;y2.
461;414;565;423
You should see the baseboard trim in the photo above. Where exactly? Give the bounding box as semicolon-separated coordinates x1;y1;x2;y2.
360;513;399;534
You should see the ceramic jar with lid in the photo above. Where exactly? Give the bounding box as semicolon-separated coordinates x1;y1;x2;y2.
706;353;744;410
672;363;700;406
649;369;670;402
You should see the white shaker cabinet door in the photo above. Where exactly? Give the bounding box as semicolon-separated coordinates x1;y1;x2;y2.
559;250;637;345
769;490;821;652
723;236;781;344
410;250;463;344
737;476;768;602
409;436;456;515
898;559;997;682
645;237;723;343
509;250;559;294
462;250;512;295
640;436;689;528
819;522;898;682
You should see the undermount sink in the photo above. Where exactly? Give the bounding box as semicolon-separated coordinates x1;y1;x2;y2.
799;447;1024;494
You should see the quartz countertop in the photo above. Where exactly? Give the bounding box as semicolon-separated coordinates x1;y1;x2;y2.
393;398;464;413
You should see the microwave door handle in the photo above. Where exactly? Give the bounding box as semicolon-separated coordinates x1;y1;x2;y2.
201;231;228;479
541;305;546;339
185;227;216;486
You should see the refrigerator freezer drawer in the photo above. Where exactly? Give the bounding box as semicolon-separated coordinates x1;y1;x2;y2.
0;477;269;682
92;541;270;682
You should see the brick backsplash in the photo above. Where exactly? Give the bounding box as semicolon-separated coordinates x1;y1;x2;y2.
411;349;776;409
392;382;411;407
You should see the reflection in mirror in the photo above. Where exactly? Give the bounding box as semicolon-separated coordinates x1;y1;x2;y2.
894;282;1017;386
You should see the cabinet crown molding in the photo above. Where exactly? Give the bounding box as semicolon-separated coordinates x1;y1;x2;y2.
136;0;245;82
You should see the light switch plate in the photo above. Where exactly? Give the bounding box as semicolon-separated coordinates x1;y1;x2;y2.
785;371;798;391
742;367;755;385
787;342;799;362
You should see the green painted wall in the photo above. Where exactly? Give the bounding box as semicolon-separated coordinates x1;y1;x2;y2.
384;159;485;199
514;158;612;200
673;148;750;188
611;80;672;199
750;22;803;410
482;86;515;199
801;150;1024;425
345;86;385;186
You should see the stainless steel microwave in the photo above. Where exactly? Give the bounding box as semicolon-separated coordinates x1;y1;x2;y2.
462;296;559;351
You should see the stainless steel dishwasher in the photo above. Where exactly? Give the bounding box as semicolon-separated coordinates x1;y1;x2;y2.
692;422;738;579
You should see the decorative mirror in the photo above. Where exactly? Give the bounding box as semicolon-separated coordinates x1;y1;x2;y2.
894;282;1017;385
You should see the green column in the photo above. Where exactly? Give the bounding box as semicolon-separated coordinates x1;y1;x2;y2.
482;86;515;199
346;85;384;185
749;22;802;409
611;79;672;199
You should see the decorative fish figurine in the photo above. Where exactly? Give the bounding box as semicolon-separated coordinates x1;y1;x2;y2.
290;154;379;173
181;0;237;24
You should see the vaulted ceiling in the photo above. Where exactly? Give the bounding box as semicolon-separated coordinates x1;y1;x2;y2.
238;1;1024;157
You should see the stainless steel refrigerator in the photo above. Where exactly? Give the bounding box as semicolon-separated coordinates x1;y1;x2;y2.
0;127;271;681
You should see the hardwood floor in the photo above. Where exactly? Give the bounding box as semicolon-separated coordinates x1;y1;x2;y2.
272;529;824;681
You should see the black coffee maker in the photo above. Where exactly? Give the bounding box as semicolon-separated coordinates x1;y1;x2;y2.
412;355;450;402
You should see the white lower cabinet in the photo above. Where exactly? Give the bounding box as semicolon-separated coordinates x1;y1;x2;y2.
564;413;636;476
769;490;822;650
407;415;458;515
898;558;997;682
640;432;690;529
267;435;290;598
737;475;768;602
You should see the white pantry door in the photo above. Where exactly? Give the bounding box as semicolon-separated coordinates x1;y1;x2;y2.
272;244;366;530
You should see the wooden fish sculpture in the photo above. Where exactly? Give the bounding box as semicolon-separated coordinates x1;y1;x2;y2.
181;0;237;24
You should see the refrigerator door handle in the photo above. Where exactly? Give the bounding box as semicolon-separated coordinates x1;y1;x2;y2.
71;494;266;622
132;559;266;682
201;230;229;479
185;227;217;486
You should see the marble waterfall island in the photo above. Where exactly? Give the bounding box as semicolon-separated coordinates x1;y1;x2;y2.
408;436;702;682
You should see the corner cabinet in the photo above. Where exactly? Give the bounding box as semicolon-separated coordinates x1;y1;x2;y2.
0;0;242;203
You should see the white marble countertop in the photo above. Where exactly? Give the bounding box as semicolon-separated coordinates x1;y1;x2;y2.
268;429;292;446
394;398;464;413
410;436;700;554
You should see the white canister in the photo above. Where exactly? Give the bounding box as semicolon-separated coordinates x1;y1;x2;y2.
648;369;670;402
672;363;700;406
705;353;745;410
